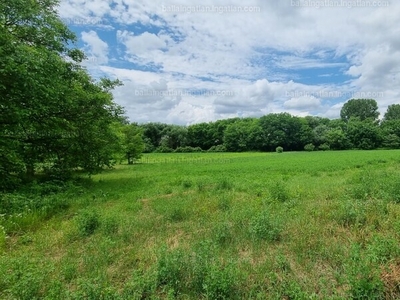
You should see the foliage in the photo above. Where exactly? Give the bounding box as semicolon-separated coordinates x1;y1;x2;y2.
122;123;144;164
346;118;382;150
208;145;227;152
276;146;283;153
304;143;315;151
174;146;203;153
0;0;126;188
340;98;380;122
383;104;400;121
318;143;330;151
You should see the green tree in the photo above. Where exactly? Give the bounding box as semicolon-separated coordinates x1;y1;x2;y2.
259;113;303;151
340;99;380;122
325;128;351;150
122;123;145;164
346;118;382;150
383;104;400;121
0;0;125;187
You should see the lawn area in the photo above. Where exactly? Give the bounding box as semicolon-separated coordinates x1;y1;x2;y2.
1;150;400;299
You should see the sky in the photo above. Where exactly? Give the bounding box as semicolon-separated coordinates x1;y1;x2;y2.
58;0;400;125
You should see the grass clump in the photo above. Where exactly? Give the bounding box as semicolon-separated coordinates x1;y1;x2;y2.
75;209;100;237
250;210;282;242
269;181;291;203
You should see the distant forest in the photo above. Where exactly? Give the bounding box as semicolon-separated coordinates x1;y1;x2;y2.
138;99;400;153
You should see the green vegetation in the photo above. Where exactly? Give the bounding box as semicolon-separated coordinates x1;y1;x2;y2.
1;150;400;298
139;100;400;154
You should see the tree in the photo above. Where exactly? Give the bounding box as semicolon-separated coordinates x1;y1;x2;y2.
187;122;214;150
160;125;188;149
140;122;169;151
346;118;382;150
259;113;303;151
383;104;400;121
0;0;125;188
122;123;145;164
223;118;261;152
325;128;351;150
340;99;379;122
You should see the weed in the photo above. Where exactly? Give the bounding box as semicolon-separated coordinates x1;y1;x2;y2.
269;181;290;202
213;222;233;246
76;209;100;237
101;216;119;236
217;196;232;211
182;180;192;189
336;200;366;228
203;262;239;300
156;246;187;295
250;210;282;242
216;178;234;190
167;207;186;222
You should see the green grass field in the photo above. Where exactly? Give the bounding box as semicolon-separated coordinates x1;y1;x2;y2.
1;150;400;299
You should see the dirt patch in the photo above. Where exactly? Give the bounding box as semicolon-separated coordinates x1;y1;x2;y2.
381;261;400;299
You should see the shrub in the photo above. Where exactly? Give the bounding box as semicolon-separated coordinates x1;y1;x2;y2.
208;145;226;152
276;146;283;153
319;143;330;151
174;146;203;153
154;146;173;153
304;143;315;152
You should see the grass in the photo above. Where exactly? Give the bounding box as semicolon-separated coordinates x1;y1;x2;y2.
1;150;400;298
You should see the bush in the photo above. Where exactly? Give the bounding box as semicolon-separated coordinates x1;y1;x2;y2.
174;146;203;153
154;146;173;153
208;145;226;152
304;143;315;152
276;146;283;153
318;143;330;151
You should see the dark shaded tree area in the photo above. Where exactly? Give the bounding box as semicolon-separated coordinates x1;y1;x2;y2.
0;0;143;190
140;99;400;153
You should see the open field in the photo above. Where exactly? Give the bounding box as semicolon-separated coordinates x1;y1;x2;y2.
1;150;400;299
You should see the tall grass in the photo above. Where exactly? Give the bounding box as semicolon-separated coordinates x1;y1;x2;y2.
1;150;400;298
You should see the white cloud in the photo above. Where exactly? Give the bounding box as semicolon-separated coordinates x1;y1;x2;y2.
284;96;321;110
58;0;400;124
81;30;109;65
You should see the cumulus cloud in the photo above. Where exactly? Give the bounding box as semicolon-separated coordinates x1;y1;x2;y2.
81;30;109;65
284;96;321;110
58;0;400;124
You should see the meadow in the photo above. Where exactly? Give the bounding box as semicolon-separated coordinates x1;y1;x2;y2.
1;150;400;299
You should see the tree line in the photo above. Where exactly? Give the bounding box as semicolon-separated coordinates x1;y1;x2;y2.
138;100;400;153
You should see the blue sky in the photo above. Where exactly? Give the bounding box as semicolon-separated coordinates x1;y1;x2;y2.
58;0;399;124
